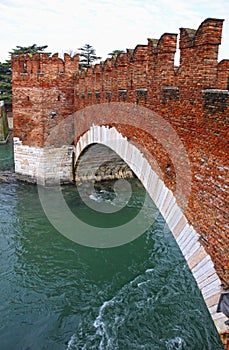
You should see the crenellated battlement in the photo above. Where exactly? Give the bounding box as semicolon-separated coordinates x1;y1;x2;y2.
73;21;228;115
77;32;177;78
180;18;224;49
12;18;228;100
12;17;229;147
12;52;79;79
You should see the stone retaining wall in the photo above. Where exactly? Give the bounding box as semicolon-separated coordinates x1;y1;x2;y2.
14;137;73;185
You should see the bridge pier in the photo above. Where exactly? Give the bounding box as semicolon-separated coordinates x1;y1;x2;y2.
14;137;74;185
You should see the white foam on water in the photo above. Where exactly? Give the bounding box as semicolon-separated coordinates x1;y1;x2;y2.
89;193;104;203
137;279;150;288
93;300;115;334
166;337;185;350
89;191;116;205
145;268;154;273
66;334;76;350
65;270;149;350
93;300;119;350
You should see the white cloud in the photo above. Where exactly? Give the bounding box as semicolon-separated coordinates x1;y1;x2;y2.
0;0;228;62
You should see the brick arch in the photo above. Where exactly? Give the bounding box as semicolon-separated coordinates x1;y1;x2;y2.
74;124;227;333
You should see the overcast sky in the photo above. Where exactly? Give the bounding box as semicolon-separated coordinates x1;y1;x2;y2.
0;0;228;64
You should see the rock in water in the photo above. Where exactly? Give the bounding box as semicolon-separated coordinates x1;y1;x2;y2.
0;172;17;183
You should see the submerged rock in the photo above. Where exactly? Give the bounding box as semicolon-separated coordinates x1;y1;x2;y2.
0;171;17;183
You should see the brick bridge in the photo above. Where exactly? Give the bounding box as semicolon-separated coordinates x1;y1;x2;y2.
12;18;228;343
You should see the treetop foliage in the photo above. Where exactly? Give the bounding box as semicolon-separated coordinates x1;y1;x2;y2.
77;44;101;70
0;44;49;105
9;44;50;56
108;49;125;57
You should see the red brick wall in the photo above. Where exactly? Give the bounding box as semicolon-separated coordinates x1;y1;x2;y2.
12;53;79;147
73;18;229;288
220;330;229;349
12;18;229;289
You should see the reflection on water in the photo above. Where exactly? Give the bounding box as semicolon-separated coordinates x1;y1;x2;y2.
0;143;224;349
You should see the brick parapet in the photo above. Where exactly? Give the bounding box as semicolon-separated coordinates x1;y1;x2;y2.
12;53;78;147
179;18;224;48
217;60;229;89
12;52;79;77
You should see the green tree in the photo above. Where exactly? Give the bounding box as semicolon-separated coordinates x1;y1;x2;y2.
77;44;101;70
9;44;49;56
108;49;125;58
0;44;49;105
0;61;12;104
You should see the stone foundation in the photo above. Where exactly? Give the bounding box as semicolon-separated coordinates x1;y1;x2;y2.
14;137;74;185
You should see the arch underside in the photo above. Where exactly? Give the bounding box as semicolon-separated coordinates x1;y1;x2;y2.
74;124;227;333
74;143;135;183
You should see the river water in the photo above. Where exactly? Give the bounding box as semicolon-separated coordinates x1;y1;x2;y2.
0;142;224;350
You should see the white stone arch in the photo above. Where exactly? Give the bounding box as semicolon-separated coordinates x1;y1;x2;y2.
74;124;227;333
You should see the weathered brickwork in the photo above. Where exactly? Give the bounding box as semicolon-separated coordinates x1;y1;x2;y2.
71;18;229;289
12;53;79;147
220;330;229;349
12;18;229;343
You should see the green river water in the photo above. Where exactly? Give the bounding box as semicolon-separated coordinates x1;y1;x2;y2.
0;142;224;350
